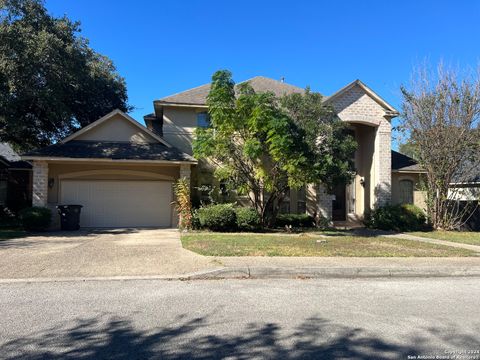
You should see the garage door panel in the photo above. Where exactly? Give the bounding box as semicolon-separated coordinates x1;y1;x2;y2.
60;180;172;227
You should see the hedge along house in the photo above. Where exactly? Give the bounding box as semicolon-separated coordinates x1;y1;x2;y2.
22;110;196;228
146;76;426;224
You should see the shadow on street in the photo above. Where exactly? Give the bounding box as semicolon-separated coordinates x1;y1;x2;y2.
1;314;478;359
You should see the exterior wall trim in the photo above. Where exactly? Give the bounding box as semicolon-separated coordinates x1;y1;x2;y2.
22;156;197;165
392;170;427;174
155;102;208;109
58;169;175;181
343;117;381;127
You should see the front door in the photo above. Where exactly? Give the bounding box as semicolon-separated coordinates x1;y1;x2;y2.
332;184;346;221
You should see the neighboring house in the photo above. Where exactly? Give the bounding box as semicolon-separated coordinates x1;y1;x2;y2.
23;76;425;229
0;143;32;211
449;161;480;201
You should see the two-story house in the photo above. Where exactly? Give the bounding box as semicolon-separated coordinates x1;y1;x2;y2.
23;76;425;228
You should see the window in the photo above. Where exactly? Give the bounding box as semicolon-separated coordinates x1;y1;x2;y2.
279;189;291;214
347;181;355;214
399;179;414;204
197;112;211;128
297;186;307;214
0;180;7;205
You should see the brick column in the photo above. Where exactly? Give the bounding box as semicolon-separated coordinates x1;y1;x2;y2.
179;163;191;183
373;119;392;207
32;161;48;207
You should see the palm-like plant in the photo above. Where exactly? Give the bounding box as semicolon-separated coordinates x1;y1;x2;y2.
173;178;192;230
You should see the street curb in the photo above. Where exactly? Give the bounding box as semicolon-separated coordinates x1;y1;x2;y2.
184;266;480;279
0;267;227;284
1;266;479;283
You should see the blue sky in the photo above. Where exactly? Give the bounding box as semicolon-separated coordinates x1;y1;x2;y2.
46;0;480;148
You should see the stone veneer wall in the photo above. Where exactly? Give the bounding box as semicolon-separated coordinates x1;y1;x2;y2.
333;84;386;124
330;83;392;211
32;161;48;207
374;119;392;207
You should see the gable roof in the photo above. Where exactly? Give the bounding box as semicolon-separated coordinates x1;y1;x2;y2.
23;140;195;163
325;79;399;116
156;76;305;106
391;150;424;172
155;77;399;117
61;109;172;148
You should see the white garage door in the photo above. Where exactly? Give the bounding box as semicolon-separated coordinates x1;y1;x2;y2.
60;180;172;227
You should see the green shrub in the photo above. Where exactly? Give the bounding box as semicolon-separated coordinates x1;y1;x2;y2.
19;207;51;231
275;213;315;228
364;204;426;231
314;214;331;230
0;206;20;228
235;207;261;231
197;203;237;231
191;209;202;230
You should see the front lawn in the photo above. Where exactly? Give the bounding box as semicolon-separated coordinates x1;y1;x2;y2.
181;232;476;257
409;231;480;246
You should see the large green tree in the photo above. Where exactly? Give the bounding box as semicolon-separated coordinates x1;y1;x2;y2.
193;70;356;226
280;88;357;190
398;139;419;160
0;0;131;151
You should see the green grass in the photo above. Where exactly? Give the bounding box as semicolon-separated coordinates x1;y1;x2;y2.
409;231;480;246
181;232;476;257
0;228;27;240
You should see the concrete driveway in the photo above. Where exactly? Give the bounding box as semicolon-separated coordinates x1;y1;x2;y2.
0;229;219;279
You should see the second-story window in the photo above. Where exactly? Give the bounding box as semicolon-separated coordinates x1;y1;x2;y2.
197;112;211;128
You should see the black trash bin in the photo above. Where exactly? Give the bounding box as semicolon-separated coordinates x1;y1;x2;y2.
57;205;83;231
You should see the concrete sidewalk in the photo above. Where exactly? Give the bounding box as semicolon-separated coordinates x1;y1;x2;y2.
385;233;480;253
1;228;479;282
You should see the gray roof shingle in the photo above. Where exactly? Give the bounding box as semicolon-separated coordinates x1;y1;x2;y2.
157;76;305;106
453;159;480;184
23;141;196;162
0;142;31;169
391;150;424;172
0;142;21;162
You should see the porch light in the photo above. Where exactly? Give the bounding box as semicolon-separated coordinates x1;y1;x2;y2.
48;178;55;188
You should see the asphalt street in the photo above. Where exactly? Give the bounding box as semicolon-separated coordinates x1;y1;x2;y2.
0;278;479;359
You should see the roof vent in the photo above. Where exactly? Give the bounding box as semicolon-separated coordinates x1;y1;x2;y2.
280;77;285;83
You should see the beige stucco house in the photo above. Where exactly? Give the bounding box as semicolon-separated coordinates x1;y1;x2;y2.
23;76;425;228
